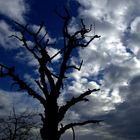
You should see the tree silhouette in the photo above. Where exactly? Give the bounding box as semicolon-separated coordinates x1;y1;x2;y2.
0;107;39;140
0;8;101;140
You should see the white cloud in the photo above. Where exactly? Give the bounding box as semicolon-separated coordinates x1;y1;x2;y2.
131;16;140;34
72;0;140;104
0;20;22;49
0;0;29;23
60;0;140;139
0;89;41;117
1;0;140;139
15;47;39;66
0;0;30;49
47;47;61;62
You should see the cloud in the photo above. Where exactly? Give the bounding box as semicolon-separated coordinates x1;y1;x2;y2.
0;22;60;70
74;0;140;104
99;75;140;140
1;0;140;139
0;0;30;49
60;0;140;139
0;0;60;68
0;20;22;49
0;0;29;23
0;0;29;50
0;0;29;49
15;46;39;66
0;89;42;117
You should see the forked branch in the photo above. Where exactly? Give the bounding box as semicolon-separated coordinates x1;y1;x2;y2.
58;89;100;122
10;22;59;95
66;60;83;71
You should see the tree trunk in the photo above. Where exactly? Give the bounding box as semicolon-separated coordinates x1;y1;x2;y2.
40;97;60;140
40;122;60;140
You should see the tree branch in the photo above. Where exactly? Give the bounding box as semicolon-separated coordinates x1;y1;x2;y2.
55;11;100;95
76;35;101;48
59;119;102;135
0;64;46;106
35;21;45;35
58;89;100;122
66;60;83;71
11;22;57;96
55;45;73;95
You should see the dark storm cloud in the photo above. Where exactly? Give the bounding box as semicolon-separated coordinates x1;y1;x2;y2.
103;75;140;140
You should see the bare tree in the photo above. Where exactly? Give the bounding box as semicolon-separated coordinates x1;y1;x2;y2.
0;8;101;140
0;107;39;140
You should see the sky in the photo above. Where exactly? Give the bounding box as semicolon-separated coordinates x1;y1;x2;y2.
0;0;140;140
